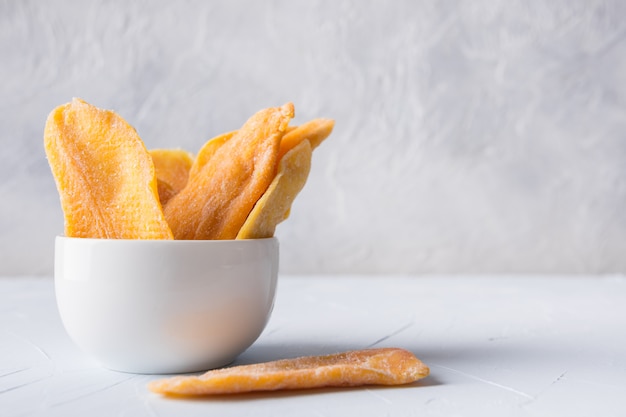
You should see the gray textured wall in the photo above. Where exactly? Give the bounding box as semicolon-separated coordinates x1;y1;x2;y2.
1;0;625;275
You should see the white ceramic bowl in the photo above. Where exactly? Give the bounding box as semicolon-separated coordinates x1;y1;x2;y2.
54;236;279;374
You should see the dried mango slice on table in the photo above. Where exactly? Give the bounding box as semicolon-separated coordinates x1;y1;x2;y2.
164;103;295;240
149;149;194;205
148;348;429;396
44;98;173;239
237;139;312;239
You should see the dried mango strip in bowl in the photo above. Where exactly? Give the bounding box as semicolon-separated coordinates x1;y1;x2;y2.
278;118;334;160
148;348;429;396
44;98;173;239
164;103;295;240
149;149;194;205
187;131;236;179
237;140;312;239
236;118;334;239
189;126;299;180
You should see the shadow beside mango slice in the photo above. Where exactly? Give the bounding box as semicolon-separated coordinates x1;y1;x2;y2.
150;149;194;205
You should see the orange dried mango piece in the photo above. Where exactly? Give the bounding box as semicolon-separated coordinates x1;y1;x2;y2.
187;130;236;179
189;126;299;180
149;149;194;205
237;140;312;239
44;98;173;239
148;348;429;396
278;118;334;161
155;180;176;208
164;103;295;240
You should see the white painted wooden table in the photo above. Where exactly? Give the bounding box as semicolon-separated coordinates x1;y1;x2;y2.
1;275;625;416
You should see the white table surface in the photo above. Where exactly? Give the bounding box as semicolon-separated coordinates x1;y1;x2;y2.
1;275;625;417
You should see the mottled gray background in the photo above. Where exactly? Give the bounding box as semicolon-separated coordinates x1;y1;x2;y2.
1;0;625;275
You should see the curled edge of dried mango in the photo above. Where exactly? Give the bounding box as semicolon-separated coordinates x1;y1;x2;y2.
148;348;429;396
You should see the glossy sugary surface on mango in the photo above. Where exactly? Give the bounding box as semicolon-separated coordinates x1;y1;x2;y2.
44;98;173;239
148;348;429;396
237;139;312;239
187;131;236;180
164;103;295;240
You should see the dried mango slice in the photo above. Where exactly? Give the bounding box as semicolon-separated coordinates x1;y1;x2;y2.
278;118;334;160
155;180;176;208
237;140;312;239
44;98;173;239
164;103;295;240
187;130;236;179
149;149;194;205
148;348;429;396
189;126;299;180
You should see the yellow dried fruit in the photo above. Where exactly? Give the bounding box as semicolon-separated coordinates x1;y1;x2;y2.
149;149;194;205
164;103;295;240
148;348;429;396
44;98;172;239
187;131;236;180
189;126;300;180
278;118;334;160
237;139;312;239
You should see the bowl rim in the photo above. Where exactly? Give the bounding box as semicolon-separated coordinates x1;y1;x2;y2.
55;235;278;244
